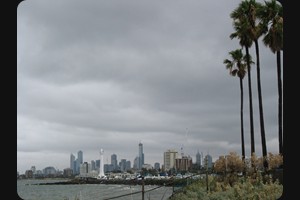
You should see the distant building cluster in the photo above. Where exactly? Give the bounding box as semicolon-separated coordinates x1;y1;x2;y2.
18;142;213;179
163;149;212;172
70;150;83;174
20;166;61;179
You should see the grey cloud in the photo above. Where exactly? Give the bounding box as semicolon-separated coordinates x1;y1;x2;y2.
17;0;281;173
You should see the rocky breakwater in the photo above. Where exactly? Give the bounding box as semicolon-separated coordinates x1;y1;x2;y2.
35;177;180;186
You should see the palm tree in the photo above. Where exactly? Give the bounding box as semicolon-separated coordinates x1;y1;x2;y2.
260;0;283;156
224;49;247;163
231;0;268;170
230;12;256;156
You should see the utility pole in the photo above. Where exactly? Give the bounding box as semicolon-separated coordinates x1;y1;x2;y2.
142;176;145;200
225;155;227;177
205;156;208;193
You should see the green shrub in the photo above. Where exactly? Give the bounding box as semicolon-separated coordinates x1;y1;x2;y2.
168;176;283;200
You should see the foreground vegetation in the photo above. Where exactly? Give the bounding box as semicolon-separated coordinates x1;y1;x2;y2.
169;174;282;200
169;151;283;200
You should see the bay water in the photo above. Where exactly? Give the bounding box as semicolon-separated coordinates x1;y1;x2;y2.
17;179;174;200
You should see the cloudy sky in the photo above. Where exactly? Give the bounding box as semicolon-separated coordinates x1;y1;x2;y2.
17;0;282;174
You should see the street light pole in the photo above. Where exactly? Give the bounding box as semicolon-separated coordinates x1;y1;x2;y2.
205;156;208;193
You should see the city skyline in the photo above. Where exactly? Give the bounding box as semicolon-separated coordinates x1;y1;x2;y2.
18;0;282;175
18;143;208;174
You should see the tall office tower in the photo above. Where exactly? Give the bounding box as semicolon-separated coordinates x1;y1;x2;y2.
80;162;91;175
111;154;118;170
164;149;178;171
78;150;83;165
196;150;201;167
133;156;139;170
154;162;160;170
204;154;213;169
76;159;80;174
138;142;144;170
95;159;100;170
70;153;75;171
73;160;77;174
31;166;36;174
91;160;96;171
126;160;131;171
120;159;127;172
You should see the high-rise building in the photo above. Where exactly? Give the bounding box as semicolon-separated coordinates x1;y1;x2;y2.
80;162;91;176
104;164;113;173
76;150;83;174
133;156;139;170
204;154;213;169
78;150;83;165
154;162;160;170
126;160;131;170
73;160;78;174
63;168;73;177
30;166;36;174
111;154;118;170
25;170;33;178
43;166;56;176
120;159;127;172
196;150;201;167
91;160;96;171
138;142;144;170
95;159;100;170
164;149;178;171
175;155;193;171
70;153;75;172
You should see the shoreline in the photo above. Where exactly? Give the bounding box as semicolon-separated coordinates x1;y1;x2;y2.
35;177;183;187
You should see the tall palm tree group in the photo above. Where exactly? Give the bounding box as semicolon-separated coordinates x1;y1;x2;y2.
224;49;251;165
224;0;283;171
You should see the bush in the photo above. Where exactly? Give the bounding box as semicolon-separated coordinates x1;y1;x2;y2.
168;175;283;200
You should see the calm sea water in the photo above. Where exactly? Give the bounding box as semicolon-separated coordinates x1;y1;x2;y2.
17;179;174;200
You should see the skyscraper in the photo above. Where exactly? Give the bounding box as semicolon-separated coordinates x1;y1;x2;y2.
78;150;83;165
154;162;160;170
126;160;131;171
196;150;201;168
91;160;96;171
204;154;213;169
75;150;83;174
164;149;178;171
111;154;117;171
120;159;127;172
95;159;100;170
138;142;144;170
133;156;139;170
70;153;75;172
73;160;78;174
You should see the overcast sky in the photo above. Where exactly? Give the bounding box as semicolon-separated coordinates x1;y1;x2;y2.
17;0;282;174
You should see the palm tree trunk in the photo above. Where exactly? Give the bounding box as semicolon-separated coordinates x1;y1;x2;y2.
277;50;283;155
254;39;268;169
245;47;255;155
240;77;246;176
240;77;245;161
